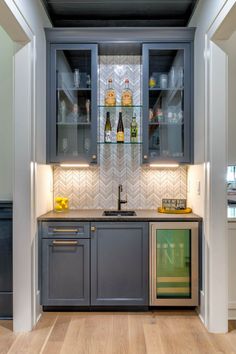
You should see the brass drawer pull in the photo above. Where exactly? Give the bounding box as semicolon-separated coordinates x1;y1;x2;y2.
53;240;78;246
91;226;96;231
52;229;78;233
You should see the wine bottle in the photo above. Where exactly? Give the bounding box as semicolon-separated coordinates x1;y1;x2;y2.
130;114;138;143
117;112;124;143
104;112;112;143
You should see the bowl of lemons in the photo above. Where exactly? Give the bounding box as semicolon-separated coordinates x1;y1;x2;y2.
54;197;69;212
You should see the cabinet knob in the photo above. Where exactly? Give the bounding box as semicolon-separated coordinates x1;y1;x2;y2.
143;155;148;160
92;155;97;160
91;226;96;232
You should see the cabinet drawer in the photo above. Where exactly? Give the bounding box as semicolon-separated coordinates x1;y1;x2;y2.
41;221;90;238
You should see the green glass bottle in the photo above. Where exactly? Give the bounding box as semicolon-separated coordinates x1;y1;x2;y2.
104;112;112;143
130;114;138;143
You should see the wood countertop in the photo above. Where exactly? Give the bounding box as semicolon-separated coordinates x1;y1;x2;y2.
38;209;202;222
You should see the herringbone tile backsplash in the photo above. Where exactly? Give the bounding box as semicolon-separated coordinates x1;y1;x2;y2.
53;55;187;209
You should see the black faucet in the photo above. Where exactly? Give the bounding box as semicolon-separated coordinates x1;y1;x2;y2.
118;184;127;211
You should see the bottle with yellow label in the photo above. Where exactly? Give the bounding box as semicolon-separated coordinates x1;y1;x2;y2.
121;79;133;106
104;78;116;106
117;112;124;143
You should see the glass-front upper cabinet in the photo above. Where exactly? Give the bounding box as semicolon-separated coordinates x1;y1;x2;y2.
142;43;193;164
150;222;199;306
47;44;98;164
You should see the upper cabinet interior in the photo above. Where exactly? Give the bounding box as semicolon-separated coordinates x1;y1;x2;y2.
142;43;193;164
47;44;98;164
45;29;194;165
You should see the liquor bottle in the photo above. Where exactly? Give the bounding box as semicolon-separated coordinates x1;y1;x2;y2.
104;78;116;106
130;114;138;143
117;112;124;143
104;112;112;143
121;79;133;106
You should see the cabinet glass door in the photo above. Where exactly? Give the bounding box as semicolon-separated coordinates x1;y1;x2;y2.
156;229;191;299
143;44;191;163
49;44;97;163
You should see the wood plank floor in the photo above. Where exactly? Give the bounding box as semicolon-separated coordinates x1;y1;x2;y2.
1;311;236;354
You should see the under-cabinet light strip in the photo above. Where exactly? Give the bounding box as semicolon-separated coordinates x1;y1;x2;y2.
60;164;90;168
149;164;179;168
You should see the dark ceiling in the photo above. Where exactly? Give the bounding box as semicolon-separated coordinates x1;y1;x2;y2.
41;0;199;27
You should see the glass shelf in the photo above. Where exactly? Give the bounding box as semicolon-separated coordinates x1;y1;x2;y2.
149;122;183;126
149;87;184;91
98;105;142;108
97;142;142;145
57;122;91;126
57;87;91;91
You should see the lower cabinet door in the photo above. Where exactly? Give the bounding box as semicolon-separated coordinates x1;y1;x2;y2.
42;239;90;306
91;222;149;306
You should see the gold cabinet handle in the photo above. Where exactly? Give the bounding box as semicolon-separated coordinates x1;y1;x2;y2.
92;155;97;160
52;240;78;246
143;155;148;160
52;229;78;233
91;226;96;231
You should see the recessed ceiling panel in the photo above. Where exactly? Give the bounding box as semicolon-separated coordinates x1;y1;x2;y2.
42;0;199;27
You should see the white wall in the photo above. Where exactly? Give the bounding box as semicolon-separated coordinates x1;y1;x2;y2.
187;0;228;216
12;0;53;330
188;0;229;329
0;26;13;200
222;30;236;164
0;0;53;331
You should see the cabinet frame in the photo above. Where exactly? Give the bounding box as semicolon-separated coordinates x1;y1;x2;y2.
149;222;198;306
47;43;98;164
142;42;193;164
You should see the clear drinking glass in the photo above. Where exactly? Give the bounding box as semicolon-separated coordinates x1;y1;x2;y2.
74;68;80;88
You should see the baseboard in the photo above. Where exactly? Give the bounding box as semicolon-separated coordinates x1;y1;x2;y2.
197;290;206;325
229;301;236;319
36;290;42;324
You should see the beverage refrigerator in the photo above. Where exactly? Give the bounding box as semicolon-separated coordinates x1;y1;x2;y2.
149;222;199;306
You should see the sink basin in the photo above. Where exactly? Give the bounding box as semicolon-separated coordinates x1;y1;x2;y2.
103;210;137;217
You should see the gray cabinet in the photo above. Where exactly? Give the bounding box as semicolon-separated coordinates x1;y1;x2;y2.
0;202;13;318
91;222;149;306
142;42;194;164
42;238;90;306
40;221;90;306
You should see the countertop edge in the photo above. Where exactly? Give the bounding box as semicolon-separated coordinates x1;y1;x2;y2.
38;209;202;222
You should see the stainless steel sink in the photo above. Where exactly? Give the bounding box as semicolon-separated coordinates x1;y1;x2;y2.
103;210;136;216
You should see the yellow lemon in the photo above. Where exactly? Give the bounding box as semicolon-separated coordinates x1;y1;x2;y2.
55;197;62;203
55;204;63;212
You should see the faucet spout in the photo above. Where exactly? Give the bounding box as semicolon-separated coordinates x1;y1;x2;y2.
118;184;127;211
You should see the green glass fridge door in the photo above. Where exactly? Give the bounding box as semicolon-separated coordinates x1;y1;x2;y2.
156;229;191;299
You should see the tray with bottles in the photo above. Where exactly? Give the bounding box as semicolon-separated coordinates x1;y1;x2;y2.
98;78;142;145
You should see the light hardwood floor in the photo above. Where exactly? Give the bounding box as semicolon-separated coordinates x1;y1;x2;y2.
1;311;236;354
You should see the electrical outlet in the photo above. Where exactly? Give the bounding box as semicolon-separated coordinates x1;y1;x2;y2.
187;179;191;193
197;180;201;196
